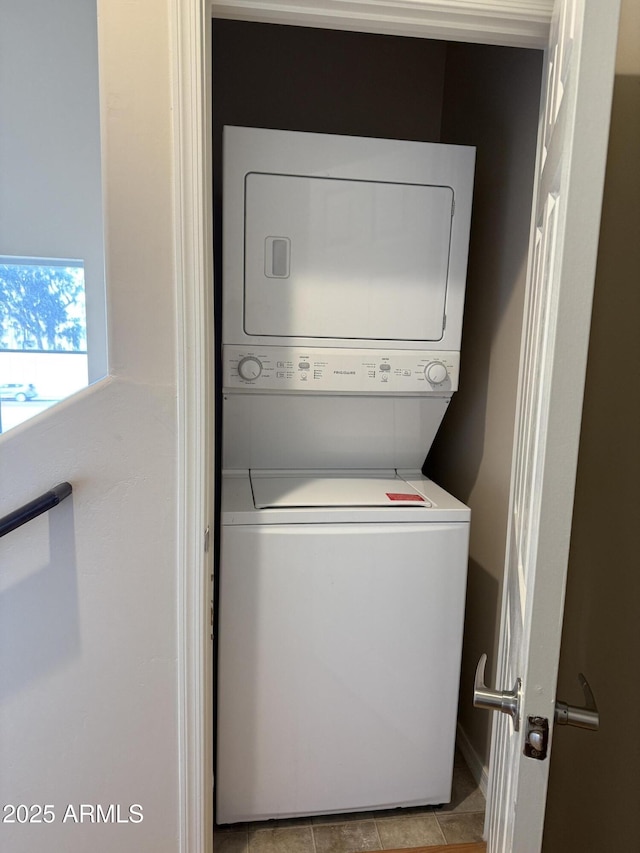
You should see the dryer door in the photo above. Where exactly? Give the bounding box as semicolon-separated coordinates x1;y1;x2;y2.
244;173;454;341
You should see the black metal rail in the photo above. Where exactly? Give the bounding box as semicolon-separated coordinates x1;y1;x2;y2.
0;482;73;538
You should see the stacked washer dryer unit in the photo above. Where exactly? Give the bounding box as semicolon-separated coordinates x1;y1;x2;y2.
217;127;475;824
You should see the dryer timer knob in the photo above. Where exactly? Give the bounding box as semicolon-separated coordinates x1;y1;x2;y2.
237;356;263;381
425;361;448;385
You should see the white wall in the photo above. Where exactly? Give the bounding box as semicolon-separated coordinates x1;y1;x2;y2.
0;0;106;383
0;2;182;851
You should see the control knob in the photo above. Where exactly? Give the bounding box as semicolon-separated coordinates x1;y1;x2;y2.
425;360;448;385
237;356;263;381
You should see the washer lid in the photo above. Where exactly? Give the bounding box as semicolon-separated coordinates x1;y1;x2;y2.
251;472;432;509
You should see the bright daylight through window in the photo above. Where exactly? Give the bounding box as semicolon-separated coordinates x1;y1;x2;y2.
0;258;88;433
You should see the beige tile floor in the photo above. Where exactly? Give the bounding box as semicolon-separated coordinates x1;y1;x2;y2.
214;750;485;853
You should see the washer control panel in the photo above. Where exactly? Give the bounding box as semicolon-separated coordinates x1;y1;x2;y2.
223;346;460;393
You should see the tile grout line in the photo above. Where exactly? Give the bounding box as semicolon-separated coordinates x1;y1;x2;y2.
434;811;449;845
373;817;384;851
435;809;486;846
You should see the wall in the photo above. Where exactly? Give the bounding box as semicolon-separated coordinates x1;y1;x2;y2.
0;3;182;852
0;0;106;383
427;43;543;772
212;19;447;147
542;0;640;848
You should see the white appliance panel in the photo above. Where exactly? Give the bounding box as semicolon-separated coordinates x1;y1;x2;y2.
223;346;460;394
222;470;470;526
251;473;432;508
244;173;453;341
221;393;451;470
216;519;469;823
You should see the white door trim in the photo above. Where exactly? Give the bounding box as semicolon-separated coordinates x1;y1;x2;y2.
172;2;214;852
212;0;553;47
175;2;557;851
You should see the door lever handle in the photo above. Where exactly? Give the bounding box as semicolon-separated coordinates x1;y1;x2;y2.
473;653;522;731
555;673;599;731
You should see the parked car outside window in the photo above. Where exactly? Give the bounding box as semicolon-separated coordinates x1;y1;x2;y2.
0;383;37;402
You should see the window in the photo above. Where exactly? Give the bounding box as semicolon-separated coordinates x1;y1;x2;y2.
0;0;106;435
0;257;88;432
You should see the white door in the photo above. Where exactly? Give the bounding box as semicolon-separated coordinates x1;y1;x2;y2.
482;1;620;850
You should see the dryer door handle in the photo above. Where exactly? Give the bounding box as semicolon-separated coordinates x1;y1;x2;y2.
265;236;291;279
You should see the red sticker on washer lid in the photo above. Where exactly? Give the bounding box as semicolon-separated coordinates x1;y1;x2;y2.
386;492;425;502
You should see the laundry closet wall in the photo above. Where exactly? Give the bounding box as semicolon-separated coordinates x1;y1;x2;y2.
212;19;543;779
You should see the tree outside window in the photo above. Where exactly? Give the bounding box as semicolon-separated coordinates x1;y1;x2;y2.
0;260;86;353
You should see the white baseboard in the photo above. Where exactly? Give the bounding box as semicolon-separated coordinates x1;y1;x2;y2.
456;722;489;797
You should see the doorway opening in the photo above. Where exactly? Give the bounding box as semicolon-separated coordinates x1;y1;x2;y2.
211;16;543;844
